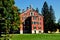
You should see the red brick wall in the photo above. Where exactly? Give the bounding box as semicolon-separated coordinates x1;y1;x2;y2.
20;9;44;33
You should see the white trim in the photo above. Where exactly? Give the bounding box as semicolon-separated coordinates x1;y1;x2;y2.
20;30;23;34
32;30;35;34
36;30;39;34
41;30;44;33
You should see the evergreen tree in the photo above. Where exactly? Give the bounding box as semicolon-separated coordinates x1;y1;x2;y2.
41;1;49;33
58;18;60;29
49;5;55;22
41;1;56;33
58;18;60;25
49;5;56;31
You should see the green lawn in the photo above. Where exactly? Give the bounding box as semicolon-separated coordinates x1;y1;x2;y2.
10;34;60;40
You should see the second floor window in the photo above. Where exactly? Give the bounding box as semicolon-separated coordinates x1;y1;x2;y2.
38;18;41;20
33;16;36;20
37;22;39;24
40;22;41;25
32;22;40;24
40;18;41;20
32;22;36;24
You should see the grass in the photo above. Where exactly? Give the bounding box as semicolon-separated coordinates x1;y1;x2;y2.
10;33;60;40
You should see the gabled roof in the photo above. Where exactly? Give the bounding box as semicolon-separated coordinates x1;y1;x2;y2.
21;5;44;17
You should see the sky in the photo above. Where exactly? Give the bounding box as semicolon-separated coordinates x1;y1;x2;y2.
15;0;60;23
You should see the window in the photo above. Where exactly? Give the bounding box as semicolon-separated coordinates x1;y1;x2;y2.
39;31;41;33
38;18;39;20
40;18;41;20
34;26;36;29
33;16;36;20
34;22;36;24
30;12;34;16
32;22;40;24
37;22;39;24
40;22;41;25
38;27;41;29
38;18;41;20
32;22;34;24
32;22;36;24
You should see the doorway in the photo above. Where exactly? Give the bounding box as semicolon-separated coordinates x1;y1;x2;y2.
23;17;32;34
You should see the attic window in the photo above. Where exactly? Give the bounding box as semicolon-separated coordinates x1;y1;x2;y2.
30;12;34;16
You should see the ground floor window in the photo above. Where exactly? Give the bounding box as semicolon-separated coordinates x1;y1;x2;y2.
34;26;36;29
39;31;41;33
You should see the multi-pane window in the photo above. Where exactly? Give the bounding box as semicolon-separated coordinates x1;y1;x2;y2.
40;18;41;20
37;22;39;24
38;18;39;20
40;22;41;25
32;22;36;24
34;26;36;29
34;22;36;24
32;22;40;24
32;22;34;24
38;18;41;20
38;27;41;29
33;16;36;20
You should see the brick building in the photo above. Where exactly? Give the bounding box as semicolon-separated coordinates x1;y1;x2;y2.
19;5;44;34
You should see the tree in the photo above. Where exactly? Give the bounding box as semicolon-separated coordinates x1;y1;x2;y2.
49;5;55;22
58;18;60;29
41;1;56;33
58;18;60;25
10;6;20;34
0;0;20;37
49;5;56;32
0;2;6;37
41;1;49;33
